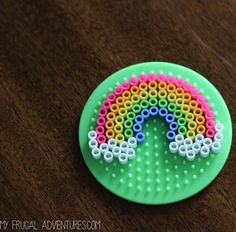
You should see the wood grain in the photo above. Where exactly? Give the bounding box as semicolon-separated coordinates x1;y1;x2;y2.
0;0;236;231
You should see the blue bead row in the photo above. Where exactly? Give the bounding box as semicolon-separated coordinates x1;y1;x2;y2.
132;107;179;143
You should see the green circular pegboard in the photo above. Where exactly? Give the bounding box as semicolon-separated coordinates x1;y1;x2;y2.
79;62;232;204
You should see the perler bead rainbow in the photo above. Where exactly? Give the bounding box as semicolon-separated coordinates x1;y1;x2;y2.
87;73;224;164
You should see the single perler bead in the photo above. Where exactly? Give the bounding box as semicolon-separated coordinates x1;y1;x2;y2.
97;134;106;144
169;141;179;154
102;100;111;110
168;102;177;113
182;93;191;104
189;100;198;111
196;125;206;135
166;130;176;142
167;93;177;103
104;151;114;163
159;108;168;118
200;146;210;157
196;95;205;106
175;78;185;88
139;74;148;83
118;107;127;117
206;129;215;139
115;134;125;144
175;87;184;98
141;109;150;120
98;107;107;117
91;147;101;160
130;76;139;86
128;137;137;148
188;121;197;131
126;111;136;121
97;116;106;126
203;138;213;148
105;129;115;139
148;89;158;98
124;128;133;139
124;119;133;129
118;153;128;165
211;141;222;153
179;144;188;157
178;125;187;135
174;110;182;119
195;134;204;145
166;75;176;85
185;113;194;123
186;130;195;140
214;132;224;142
114;124;123;134
169;122;178;131
110;103;120;115
215;122;224;132
130;86;139;95
158;82;167;91
201;102;210;113
175;134;184;145
158;98;168;108
205;110;214;121
177;117;186;126
106;112;116;121
99;143;109;154
114;86;123;96
139;90;149;100
183;83;192;93
126;148;136;160
114;116;124;125
167;84;176;93
190;88;200;99
139;83;148;92
147;73;157;82
124;100;133;111
158;90;168;99
186;150;196;161
132;104;142;114
196;115;205;125
122;90;131;100
183;138;193;148
192;142;201;154
120;141;129;152
165;114;175;124
149;106;159;117
135;115;144;125
133;123;142;133
112;146;121;158
157;73;167;83
140;100;149;109
96;125;105;135
206;120;215;129
88;130;97;140
136;132;145;143
108;138;117;150
107;93;116;103
149;98;158;107
116;96;125;107
181;104;190;114
148;81;158;90
89;139;98;150
121;82;130;91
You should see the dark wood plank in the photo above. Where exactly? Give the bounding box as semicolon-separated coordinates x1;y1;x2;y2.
0;0;235;231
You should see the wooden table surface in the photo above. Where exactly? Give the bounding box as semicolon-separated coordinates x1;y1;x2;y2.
1;1;236;231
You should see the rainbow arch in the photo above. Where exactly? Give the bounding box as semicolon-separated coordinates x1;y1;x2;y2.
87;73;224;163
